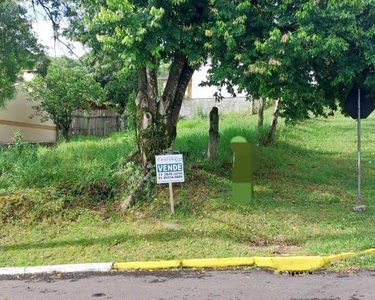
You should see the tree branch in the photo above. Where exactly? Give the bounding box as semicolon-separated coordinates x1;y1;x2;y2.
31;0;82;59
120;171;153;211
170;62;194;127
159;53;186;116
146;66;158;115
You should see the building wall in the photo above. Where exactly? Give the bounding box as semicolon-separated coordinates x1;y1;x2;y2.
191;64;247;99
0;85;57;144
180;97;252;119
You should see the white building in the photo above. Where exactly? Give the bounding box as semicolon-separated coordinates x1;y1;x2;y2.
0;71;57;144
160;63;250;118
190;63;247;99
160;63;247;100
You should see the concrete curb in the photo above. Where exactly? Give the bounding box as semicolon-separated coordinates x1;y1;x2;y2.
0;263;113;276
1;249;374;276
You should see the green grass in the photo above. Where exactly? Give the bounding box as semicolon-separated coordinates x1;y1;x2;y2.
1;110;375;271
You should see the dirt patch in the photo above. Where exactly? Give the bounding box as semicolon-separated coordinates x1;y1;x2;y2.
244;244;305;256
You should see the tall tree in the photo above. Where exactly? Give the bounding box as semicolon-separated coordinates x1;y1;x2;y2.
65;0;214;167
0;0;43;107
207;0;375;126
32;0;375;152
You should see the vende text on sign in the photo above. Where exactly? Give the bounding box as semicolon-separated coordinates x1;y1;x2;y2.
155;154;185;184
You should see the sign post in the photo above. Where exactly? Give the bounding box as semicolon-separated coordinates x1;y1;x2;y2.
155;154;185;214
169;182;174;215
357;88;362;206
343;86;375;211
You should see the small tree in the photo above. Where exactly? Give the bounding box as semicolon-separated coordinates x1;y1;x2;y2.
27;63;105;141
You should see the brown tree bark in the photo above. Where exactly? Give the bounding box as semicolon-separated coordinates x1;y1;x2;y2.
207;107;220;160
258;97;265;128
263;99;280;146
249;96;254;115
134;54;194;168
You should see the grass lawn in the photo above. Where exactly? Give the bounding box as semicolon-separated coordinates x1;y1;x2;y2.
1;109;375;271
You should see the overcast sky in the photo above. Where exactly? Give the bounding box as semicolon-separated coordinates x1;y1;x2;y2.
27;5;86;58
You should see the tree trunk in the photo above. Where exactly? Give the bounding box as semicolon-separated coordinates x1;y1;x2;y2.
135;54;194;168
207;107;220;160
249;96;254;115
263;99;280;146
258;97;265;128
57;121;71;141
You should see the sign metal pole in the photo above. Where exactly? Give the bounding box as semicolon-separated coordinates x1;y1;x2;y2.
354;88;366;211
357;88;361;204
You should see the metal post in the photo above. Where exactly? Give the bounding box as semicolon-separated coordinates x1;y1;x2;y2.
357;88;361;203
353;88;365;211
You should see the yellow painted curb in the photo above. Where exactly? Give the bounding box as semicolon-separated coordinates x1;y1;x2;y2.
182;257;254;268
114;260;181;270
113;248;375;272
324;252;358;264
253;256;326;272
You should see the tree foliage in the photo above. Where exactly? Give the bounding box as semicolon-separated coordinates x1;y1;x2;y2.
207;0;375;123
26;61;105;140
0;0;43;107
30;0;375;153
81;52;137;115
64;0;215;165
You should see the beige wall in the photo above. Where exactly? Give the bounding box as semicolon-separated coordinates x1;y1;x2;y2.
0;85;57;144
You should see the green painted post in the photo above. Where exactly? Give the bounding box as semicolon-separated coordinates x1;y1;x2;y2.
230;136;260;204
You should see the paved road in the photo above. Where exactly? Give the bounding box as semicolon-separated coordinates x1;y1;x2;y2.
0;269;374;300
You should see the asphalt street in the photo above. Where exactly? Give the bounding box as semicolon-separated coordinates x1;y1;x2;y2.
0;269;374;300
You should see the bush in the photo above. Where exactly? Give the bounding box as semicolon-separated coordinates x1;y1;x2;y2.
0;132;134;209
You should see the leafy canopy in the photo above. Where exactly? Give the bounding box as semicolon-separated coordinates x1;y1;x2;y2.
49;0;375;124
0;0;43;107
207;0;375;122
81;52;137;115
67;0;213;69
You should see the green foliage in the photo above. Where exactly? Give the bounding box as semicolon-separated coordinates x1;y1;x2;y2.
192;105;208;120
204;0;375;123
0;132;135;209
10;130;30;154
26;61;106;140
34;0;375;127
2;112;375;270
35;55;51;77
125;91;138;131
81;52;137;114
67;0;213;71
0;0;43;106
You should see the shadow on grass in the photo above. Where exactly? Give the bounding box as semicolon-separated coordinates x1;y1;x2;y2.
178;127;375;193
3;115;375;250
173;123;375;215
0;227;303;252
2;221;374;253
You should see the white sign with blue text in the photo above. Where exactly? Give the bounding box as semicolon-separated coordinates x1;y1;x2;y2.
155;154;185;184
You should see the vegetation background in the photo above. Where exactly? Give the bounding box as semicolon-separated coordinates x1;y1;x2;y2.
1;109;375;270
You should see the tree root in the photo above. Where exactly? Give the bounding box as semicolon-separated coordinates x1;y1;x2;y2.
120;171;153;211
122;149;139;166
